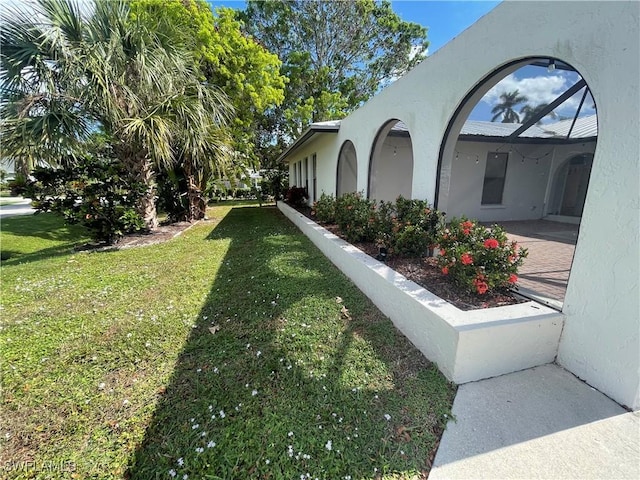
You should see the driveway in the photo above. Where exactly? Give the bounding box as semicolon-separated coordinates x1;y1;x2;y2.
0;197;35;218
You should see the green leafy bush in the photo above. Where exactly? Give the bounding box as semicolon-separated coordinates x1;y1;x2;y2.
435;217;528;296
311;193;336;223
374;196;444;257
334;192;376;243
26;157;146;244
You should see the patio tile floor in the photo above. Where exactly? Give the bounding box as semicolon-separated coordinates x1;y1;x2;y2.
496;220;579;303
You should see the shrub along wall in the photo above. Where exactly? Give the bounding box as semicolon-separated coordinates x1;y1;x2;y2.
290;192;528;298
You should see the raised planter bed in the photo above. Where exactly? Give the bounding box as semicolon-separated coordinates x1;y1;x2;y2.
278;201;564;384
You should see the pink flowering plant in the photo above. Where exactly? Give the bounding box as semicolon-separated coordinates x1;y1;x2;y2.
436;217;528;296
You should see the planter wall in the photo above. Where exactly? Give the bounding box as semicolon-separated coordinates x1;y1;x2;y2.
278;201;564;384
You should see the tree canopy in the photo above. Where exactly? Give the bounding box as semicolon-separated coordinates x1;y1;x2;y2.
490;90;529;123
130;0;286;163
241;0;428;164
1;0;233;227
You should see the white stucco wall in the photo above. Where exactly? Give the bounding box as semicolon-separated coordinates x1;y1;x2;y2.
337;141;358;196
369;135;413;202
445;140;597;222
281;2;640;408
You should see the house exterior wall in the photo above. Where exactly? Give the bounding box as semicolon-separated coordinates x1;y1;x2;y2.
369;135;413;202
281;2;639;408
446;140;597;222
286;133;339;204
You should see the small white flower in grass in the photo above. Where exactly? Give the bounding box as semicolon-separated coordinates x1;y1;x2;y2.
197;368;202;373
122;399;130;406
265;459;270;464
192;424;199;429
195;447;204;453
98;382;105;390
208;405;213;411
219;410;225;418
213;367;219;374
246;343;251;349
325;440;332;451
169;468;177;477
145;342;151;347
211;415;216;420
384;414;391;421
177;458;184;466
200;432;206;437
256;351;262;357
190;418;194;422
288;431;294;437
400;450;405;455
183;475;188;480
127;333;132;338
207;441;216;448
252;389;258;396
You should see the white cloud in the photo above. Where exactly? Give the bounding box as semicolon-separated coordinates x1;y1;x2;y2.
481;72;595;118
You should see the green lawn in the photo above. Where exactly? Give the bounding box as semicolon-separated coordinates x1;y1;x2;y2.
0;205;455;479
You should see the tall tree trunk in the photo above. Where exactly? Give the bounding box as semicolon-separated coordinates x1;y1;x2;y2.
138;156;158;229
117;144;158;230
184;160;206;221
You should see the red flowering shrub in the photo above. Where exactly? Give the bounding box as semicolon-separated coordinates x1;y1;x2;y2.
373;196;445;257
312;193;336;224
436;217;528;296
334;192;377;243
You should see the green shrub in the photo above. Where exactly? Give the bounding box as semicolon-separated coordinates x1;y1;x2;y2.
335;192;376;243
26;157;146;244
435;217;528;296
8;174;27;196
373;196;444;257
311;193;336;223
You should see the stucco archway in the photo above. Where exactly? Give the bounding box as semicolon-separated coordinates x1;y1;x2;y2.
368;120;414;202
436;57;598;305
336;140;358;196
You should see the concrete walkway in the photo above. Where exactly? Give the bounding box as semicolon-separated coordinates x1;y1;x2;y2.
0;197;35;218
430;364;640;479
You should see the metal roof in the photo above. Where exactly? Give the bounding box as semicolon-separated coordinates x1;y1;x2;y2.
540;115;598;138
278;115;597;162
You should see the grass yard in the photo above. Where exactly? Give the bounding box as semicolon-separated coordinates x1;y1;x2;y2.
0;204;455;479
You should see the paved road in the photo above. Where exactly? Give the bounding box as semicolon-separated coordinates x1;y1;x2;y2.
0;197;35;218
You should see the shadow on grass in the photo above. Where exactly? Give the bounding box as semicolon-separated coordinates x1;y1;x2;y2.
0;213;90;266
128;206;455;479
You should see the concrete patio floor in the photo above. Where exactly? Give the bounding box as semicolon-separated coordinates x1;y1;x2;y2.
497;220;579;306
429;364;640;480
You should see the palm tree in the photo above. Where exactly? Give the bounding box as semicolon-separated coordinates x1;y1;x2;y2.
520;103;558;125
490;90;529;123
0;0;233;228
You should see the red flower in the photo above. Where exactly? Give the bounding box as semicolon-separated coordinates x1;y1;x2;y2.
476;282;488;295
508;274;518;284
483;238;499;249
508;254;517;263
461;220;474;229
440;248;446;256
460;253;473;265
441;266;449;275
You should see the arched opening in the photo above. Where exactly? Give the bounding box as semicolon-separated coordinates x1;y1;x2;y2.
548;153;594;218
336;140;357;196
368;120;414;202
437;57;598;307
